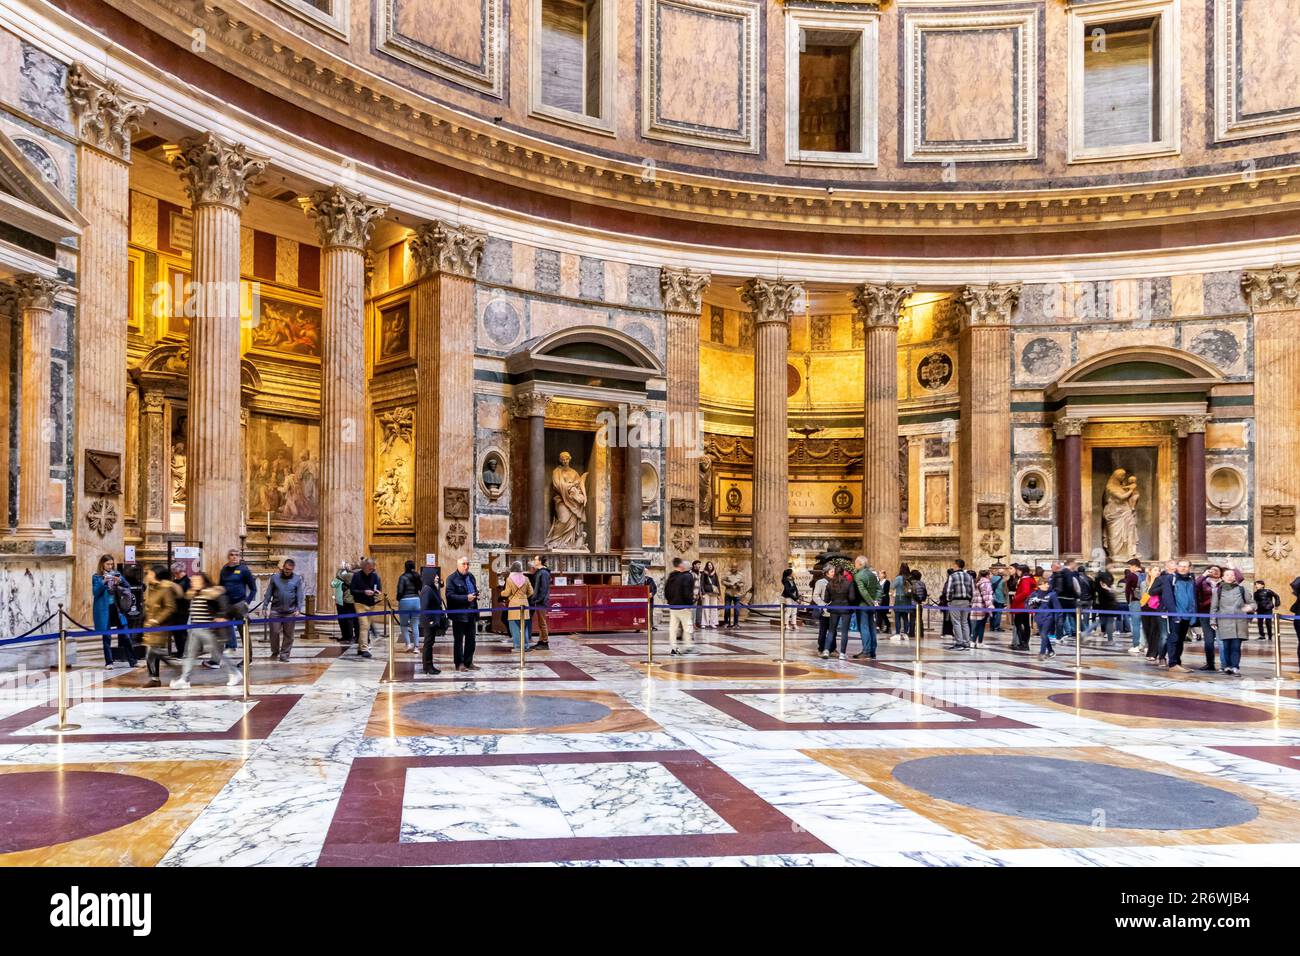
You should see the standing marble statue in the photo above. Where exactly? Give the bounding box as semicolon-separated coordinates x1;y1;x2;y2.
1102;468;1140;561
545;451;588;550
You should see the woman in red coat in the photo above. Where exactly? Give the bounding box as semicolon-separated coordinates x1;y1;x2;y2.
1009;564;1037;650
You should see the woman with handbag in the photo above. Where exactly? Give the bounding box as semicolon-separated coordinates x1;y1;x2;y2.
1142;563;1166;665
1213;568;1252;676
501;561;534;652
92;554;138;669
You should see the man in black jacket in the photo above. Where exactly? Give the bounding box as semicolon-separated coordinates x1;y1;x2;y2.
528;555;552;650
1050;560;1079;641
419;566;444;676
348;557;382;659
664;558;696;655
445;556;480;672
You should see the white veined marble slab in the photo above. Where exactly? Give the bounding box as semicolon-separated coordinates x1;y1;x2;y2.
400;760;734;843
9;698;255;735
735;691;974;724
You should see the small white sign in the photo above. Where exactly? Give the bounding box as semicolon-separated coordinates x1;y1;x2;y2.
555;577;568;586
174;546;200;560
425;553;437;567
123;545;136;563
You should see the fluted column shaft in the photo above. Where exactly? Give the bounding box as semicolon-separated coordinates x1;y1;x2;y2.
185;199;244;561
13;278;60;535
855;283;911;578
958;283;1019;563
1242;266;1300;582
410;221;483;566
742;278;801;606
318;245;367;596
662;268;710;564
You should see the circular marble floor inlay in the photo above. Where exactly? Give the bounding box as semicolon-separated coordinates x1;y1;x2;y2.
891;755;1258;830
656;661;811;679
1048;691;1273;723
401;693;612;730
0;770;170;853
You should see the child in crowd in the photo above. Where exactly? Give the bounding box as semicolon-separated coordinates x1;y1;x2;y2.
1027;577;1061;659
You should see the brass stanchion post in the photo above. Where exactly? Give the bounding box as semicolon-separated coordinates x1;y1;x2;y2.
383;601;395;684
1274;609;1283;681
241;617;251;700
644;596;654;667
44;605;81;732
519;610;527;672
777;600;787;663
1074;604;1082;671
914;601;922;666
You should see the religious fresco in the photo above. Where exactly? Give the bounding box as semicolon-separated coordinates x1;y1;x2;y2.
249;286;321;359
375;298;412;369
373;406;414;529
247;417;321;525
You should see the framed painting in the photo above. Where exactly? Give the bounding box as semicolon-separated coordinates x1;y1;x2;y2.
247;283;322;361
372;290;414;373
246;416;321;528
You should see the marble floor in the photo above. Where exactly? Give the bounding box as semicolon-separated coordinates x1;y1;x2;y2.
4;622;1300;866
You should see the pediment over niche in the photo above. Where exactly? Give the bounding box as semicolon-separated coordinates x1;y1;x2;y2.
1046;346;1222;402
0;127;85;245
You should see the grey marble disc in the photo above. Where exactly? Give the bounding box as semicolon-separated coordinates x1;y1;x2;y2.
401;693;612;730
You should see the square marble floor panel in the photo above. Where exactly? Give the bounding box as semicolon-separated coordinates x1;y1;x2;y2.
0;695;301;745
320;750;830;865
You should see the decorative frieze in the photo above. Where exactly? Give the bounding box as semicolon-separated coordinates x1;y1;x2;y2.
67;63;146;160
305;185;387;251
170;133;266;210
660;268;711;315
410;221;486;279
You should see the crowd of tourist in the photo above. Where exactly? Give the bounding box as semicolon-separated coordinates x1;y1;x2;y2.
84;544;1300;682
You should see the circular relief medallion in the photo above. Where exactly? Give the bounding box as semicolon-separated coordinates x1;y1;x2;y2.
1188;328;1241;370
482;298;521;347
786;363;802;397
1020;337;1065;378
916;352;953;390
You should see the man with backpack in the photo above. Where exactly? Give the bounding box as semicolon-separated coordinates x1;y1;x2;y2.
1050;560;1080;642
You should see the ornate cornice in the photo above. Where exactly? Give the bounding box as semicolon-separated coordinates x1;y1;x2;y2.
170;132;266;210
961;282;1022;327
67;62;147;160
740;277;802;326
305;185;387;251
852;281;914;329
9;275;66;312
660;268;711;315
1241;264;1300;312
86;0;1300;238
410;220;486;279
510;391;551;419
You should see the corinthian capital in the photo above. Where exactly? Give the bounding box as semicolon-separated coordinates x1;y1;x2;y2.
1174;414;1209;436
1241;264;1300;312
852;281;914;329
67;63;147;160
739;277;802;326
305;185;387;251
410;220;486;279
10;274;66;312
660;267;710;314
171;133;266;210
510;391;550;419
1053;417;1085;440
961;282;1022;327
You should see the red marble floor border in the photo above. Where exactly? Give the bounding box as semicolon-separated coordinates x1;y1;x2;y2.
587;641;756;657
0;694;301;745
685;687;1035;732
848;657;1113;680
318;749;829;866
380;659;594;682
1211;746;1300;771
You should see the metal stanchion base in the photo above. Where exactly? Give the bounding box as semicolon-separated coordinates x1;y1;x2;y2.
43;722;82;732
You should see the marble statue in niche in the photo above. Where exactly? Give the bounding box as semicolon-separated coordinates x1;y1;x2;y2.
1102;468;1140;561
171;438;187;506
545;451;588;550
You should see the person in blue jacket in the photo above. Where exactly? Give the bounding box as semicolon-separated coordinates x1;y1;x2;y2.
1168;560;1198;671
1027;576;1062;658
92;553;138;668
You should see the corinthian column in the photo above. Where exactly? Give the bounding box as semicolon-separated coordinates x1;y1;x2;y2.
661;267;710;564
1242;265;1300;582
172;133;264;565
958;282;1020;563
68;63;146;615
306;186;387;599
741;277;802;606
854;282;912;578
9;276;65;536
410;221;484;566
